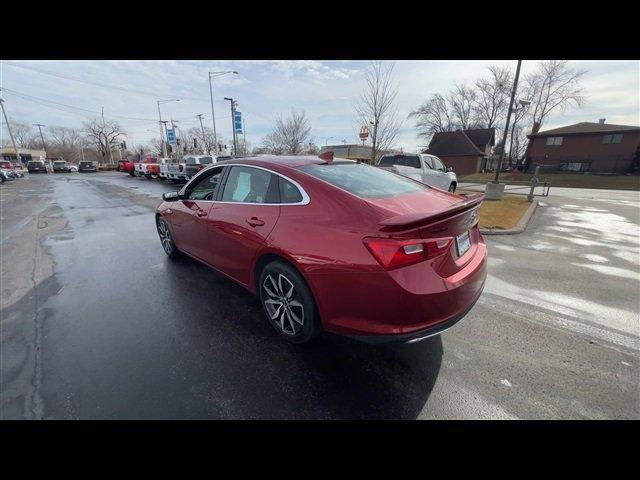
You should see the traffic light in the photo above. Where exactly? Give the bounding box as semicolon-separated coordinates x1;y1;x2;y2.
194;138;198;149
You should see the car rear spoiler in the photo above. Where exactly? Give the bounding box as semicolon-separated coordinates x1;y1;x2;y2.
378;193;484;231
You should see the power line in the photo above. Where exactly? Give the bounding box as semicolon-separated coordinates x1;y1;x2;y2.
2;61;230;104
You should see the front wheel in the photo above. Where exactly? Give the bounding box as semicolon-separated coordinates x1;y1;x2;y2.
258;261;321;344
157;218;180;259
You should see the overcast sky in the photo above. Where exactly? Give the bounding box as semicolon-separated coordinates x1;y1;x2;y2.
1;60;638;153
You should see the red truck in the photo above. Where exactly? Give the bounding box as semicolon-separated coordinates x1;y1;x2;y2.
117;159;136;175
134;155;161;179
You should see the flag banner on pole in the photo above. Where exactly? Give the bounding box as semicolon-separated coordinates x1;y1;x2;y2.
166;128;177;145
234;111;243;134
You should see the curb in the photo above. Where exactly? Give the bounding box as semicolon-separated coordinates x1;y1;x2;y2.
480;199;538;235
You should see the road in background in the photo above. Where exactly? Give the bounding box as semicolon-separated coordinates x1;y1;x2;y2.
1;173;638;419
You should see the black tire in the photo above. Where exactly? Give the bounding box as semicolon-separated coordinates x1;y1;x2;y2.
448;182;456;193
258;260;321;344
157;217;180;259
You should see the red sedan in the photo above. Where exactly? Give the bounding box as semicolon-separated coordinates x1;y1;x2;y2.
156;155;487;344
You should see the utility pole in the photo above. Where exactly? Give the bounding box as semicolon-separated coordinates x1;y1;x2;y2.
493;60;522;183
157;101;167;158
33;123;47;153
209;71;238;155
101;106;114;164
224;97;238;156
0;98;22;165
196;114;207;154
242;118;247;155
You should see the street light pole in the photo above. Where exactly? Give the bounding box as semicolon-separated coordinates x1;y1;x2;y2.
209;70;238;155
493;60;522;183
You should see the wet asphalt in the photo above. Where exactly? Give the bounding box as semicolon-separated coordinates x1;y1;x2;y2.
1;172;638;419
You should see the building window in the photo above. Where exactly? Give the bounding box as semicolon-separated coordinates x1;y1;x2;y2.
603;134;623;144
546;137;563;146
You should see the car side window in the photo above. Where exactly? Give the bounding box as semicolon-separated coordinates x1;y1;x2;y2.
433;158;446;172
221;166;279;204
279;177;303;203
423;156;434;169
187;167;223;201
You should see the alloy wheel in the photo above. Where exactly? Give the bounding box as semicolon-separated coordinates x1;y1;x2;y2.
262;273;305;335
157;220;172;255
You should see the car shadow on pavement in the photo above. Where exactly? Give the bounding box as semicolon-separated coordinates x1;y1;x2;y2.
165;256;443;420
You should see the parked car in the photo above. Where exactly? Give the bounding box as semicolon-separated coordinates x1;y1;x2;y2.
157;157;174;179
377;153;458;192
27;160;48;173
0;160;16;171
135;156;161;178
1;168;16;183
79;161;98;172
53;160;72;173
155;155;486;344
182;154;233;180
117;159;135;175
69;164;78;172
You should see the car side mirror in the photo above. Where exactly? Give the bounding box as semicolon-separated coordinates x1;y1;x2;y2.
162;191;182;202
446;166;453;172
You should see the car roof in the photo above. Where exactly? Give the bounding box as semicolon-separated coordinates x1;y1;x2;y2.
215;155;327;169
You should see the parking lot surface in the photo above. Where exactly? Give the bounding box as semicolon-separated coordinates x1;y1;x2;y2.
1;172;638;419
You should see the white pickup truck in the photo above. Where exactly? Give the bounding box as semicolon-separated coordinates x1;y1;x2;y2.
377;153;458;192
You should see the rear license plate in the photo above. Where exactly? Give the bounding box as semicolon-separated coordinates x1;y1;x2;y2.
456;231;471;257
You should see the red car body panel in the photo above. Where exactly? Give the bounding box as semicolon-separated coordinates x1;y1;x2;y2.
157;156;487;341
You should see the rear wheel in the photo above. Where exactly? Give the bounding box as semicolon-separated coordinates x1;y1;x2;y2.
258;261;321;344
157;218;180;259
448;182;456;193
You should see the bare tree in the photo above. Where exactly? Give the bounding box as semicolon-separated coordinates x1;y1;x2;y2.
525;60;587;130
410;93;455;140
6;122;39;148
474;66;512;129
355;61;402;163
448;84;478;130
519;60;587;167
263;110;312;155
83;119;124;163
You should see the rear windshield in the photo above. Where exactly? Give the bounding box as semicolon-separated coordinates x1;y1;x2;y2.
80;162;93;166
378;155;421;169
298;162;428;198
54;161;66;165
199;156;213;164
28;161;43;166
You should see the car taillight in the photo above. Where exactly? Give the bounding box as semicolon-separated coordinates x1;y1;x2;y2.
363;237;453;270
197;164;204;171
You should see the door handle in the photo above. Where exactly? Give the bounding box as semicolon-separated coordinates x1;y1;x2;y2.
196;210;208;217
246;217;265;227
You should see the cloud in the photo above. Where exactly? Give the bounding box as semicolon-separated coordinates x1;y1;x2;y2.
1;60;637;153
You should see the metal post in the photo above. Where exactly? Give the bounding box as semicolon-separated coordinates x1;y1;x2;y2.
0;98;23;166
493;60;522;183
528;166;540;202
196;114;207;154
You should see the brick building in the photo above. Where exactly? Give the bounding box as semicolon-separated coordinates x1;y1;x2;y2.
423;128;495;175
524;121;640;173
